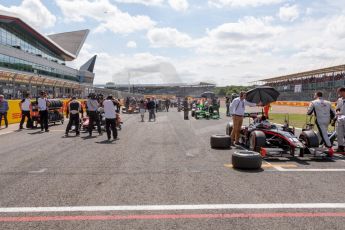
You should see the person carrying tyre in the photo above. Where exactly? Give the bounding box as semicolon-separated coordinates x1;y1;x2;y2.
336;88;345;152
19;93;32;129
65;96;82;137
87;93;102;137
307;92;335;153
37;91;49;132
229;91;258;145
103;95;118;141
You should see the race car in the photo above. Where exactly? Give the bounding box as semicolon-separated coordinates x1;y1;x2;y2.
226;113;333;158
194;104;220;120
122;105;139;114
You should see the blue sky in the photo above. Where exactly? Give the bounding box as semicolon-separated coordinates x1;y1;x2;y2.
1;0;345;85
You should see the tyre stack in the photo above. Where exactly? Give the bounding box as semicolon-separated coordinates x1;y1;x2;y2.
48;99;63;109
47;99;64;123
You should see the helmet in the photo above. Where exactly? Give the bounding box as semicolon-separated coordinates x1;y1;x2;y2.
262;120;271;129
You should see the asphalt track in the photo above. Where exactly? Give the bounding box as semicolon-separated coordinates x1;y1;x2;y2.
0;109;345;229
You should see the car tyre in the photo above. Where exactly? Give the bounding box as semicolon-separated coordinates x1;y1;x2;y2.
210;134;231;149
249;130;266;152
232;151;262;170
226;122;233;136
299;130;319;148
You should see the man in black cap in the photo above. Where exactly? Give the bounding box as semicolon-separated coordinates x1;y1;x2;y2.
65;96;82;137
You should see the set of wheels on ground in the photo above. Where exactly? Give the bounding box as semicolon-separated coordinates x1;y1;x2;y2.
210;122;320;170
210;131;263;170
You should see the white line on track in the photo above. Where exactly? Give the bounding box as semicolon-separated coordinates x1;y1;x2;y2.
28;168;47;174
1;203;345;213
274;166;345;172
0;131;13;136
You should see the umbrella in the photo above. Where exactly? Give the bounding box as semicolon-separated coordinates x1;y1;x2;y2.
201;91;216;99
246;86;280;105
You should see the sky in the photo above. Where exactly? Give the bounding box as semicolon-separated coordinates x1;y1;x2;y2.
0;0;345;86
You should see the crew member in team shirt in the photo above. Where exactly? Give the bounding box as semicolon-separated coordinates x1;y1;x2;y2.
336;88;345;152
19;93;32;129
65;96;83;137
37;91;49;132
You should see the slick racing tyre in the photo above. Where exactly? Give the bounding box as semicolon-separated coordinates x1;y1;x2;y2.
232;151;262;170
210;134;231;149
299;130;319;148
249;131;266;152
47;99;63;108
226;122;233;136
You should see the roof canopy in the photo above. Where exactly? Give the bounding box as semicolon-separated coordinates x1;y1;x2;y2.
0;10;89;61
261;64;345;83
47;30;89;57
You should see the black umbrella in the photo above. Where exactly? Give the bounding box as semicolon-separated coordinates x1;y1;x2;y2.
201;91;216;99
246;86;280;105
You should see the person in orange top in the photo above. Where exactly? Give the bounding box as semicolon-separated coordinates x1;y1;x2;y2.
263;103;271;119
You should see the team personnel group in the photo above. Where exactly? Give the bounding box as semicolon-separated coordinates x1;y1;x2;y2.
2;88;345;152
227;88;345;153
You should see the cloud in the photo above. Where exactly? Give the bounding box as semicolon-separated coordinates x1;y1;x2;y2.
327;15;345;39
168;0;189;11
146;16;285;61
147;27;195;47
278;4;299;22
55;0;156;34
115;0;164;6
196;16;284;55
127;41;137;48
0;0;56;29
208;0;283;8
207;16;282;40
71;43;171;84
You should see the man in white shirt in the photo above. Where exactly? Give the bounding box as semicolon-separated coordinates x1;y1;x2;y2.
336;87;345;152
19;93;32;129
37;91;49;132
103;95;118;141
229;91;257;145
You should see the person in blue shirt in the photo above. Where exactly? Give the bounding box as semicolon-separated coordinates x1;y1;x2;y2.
0;95;9;128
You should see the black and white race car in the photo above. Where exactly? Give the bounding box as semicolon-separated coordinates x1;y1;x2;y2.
226;113;333;158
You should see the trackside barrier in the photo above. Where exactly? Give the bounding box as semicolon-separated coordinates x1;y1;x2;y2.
4;99;86;125
272;101;337;107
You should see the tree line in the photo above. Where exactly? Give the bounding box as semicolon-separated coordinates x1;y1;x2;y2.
213;85;252;96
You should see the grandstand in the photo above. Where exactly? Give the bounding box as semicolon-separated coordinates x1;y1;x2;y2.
259;64;345;101
101;82;216;97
